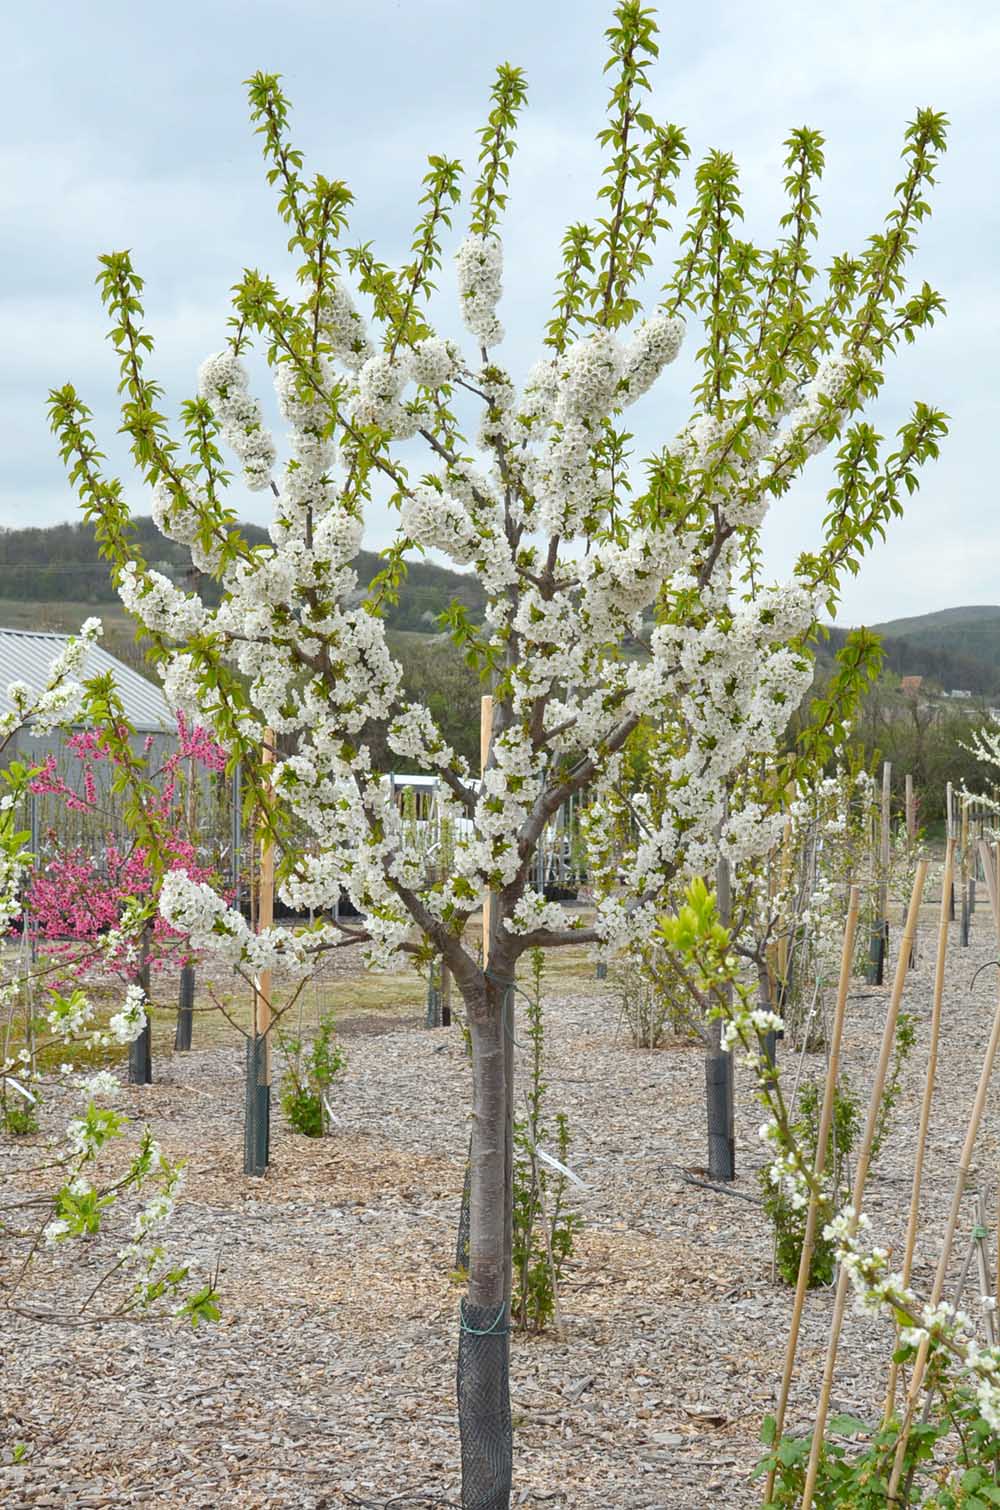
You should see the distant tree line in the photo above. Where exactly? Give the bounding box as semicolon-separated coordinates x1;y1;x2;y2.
825;623;1000;698
0;518;486;630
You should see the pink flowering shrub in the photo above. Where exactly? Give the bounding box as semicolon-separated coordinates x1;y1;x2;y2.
25;715;227;970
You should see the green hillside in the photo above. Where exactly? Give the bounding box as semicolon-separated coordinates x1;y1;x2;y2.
870;605;1000;638
5;518;1000;703
859;606;1000;697
862;606;1000;695
0;518;486;634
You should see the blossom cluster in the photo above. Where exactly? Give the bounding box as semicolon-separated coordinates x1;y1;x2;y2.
198;351;277;491
825;1208;1000;1431
455;234;504;347
77;209;875;981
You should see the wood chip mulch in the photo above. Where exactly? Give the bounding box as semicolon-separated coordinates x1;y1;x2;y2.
3;900;999;1506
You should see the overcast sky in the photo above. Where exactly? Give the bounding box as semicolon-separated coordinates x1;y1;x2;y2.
3;0;996;626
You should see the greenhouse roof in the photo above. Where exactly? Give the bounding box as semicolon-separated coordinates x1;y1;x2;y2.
0;628;173;734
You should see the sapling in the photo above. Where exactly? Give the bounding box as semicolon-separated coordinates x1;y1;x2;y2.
276;1009;345;1137
511;948;581;1333
761;1011;915;1288
49;4;949;1498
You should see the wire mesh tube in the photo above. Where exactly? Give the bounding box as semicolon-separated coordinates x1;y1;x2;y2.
175;962;195;1050
426;963;442;1028
244;1034;270;1176
457;1300;512;1510
705;1051;735;1181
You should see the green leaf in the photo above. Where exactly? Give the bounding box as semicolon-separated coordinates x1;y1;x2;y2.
828;1414;872;1437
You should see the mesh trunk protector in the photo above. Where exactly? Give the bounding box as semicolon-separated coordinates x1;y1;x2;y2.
705;1051;735;1180
457;1300;512;1510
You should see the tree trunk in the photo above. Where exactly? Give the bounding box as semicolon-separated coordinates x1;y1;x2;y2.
458;980;512;1509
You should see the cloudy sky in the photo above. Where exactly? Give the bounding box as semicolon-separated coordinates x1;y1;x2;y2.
3;0;996;626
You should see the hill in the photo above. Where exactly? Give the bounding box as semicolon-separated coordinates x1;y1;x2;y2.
870;605;1000;639
823;606;1000;698
6;519;1000;701
0;518;486;635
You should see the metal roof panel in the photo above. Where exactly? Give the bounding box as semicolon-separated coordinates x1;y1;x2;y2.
0;627;173;733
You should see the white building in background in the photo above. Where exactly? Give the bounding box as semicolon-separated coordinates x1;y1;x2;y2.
0;626;175;796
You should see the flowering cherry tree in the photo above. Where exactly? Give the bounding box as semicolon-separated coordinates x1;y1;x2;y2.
49;4;947;1502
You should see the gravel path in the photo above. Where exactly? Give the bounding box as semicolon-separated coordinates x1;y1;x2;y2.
3;898;1000;1507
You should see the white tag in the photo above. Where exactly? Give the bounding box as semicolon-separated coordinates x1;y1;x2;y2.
534;1145;587;1188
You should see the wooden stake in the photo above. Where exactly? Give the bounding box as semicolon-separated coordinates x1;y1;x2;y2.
707;849;736;1180
977;839;999;932
882;840;954;1423
763;887;860;1507
954;785;960;924
905;773;916;842
800;860;927;1510
776;817;793;996
960;798;971;945
867;763;892;984
480;691;514;1315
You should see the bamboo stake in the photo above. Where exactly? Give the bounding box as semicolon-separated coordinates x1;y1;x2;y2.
800;860;927;1510
977;838;999;932
882;839;954;1423
887;952;1000;1499
762;887;860;1507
